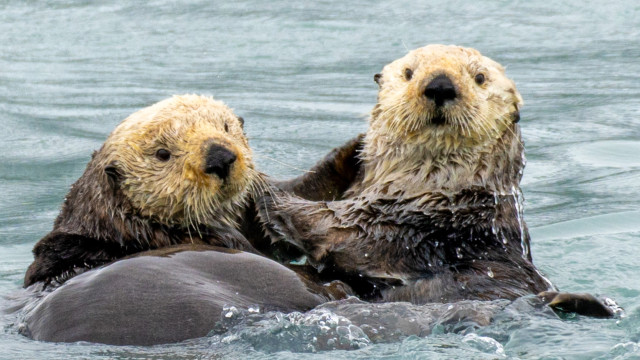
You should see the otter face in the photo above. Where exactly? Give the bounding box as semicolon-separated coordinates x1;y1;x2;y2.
100;95;256;226
372;44;522;149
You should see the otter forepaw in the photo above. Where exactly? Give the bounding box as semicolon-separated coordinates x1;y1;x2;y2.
538;291;621;318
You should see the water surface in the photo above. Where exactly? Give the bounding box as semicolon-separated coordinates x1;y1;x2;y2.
1;1;640;359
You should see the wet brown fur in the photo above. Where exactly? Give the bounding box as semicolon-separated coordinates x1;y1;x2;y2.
260;45;554;303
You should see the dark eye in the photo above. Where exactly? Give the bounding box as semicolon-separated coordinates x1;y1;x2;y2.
474;73;485;85
404;68;413;81
155;148;171;161
224;123;229;133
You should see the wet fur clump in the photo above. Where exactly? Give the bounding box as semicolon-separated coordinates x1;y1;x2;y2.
260;45;552;303
25;95;261;287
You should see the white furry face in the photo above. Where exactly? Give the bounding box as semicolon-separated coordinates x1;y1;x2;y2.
100;95;256;227
356;45;527;194
372;44;522;151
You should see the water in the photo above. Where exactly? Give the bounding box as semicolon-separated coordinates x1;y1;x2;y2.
1;1;639;358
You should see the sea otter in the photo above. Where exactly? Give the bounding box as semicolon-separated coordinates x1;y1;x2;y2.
24;94;260;287
259;45;615;317
21;95;355;345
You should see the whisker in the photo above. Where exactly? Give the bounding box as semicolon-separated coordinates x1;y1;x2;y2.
254;154;316;174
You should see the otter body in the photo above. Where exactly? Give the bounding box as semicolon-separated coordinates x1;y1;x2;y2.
22;245;346;345
263;183;549;303
260;45;552;303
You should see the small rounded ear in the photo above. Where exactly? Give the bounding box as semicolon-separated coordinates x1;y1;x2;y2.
510;86;523;123
237;116;245;128
512;110;520;123
373;73;383;86
104;162;122;190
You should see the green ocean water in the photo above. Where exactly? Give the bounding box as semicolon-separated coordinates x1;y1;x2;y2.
1;1;639;358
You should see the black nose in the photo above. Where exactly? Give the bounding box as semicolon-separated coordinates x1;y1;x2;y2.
424;74;457;107
204;144;237;180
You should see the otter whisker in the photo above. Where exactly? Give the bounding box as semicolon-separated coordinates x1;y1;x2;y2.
254;154;316;174
261;179;282;205
485;107;524;149
185;214;195;244
463;108;478;137
454;110;470;137
503;124;525;149
474;112;495;139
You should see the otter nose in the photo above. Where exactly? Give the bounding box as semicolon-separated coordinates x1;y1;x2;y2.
204;144;237;180
424;74;457;107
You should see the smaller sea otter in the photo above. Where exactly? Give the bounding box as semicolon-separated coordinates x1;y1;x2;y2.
24;95;259;287
21;95;358;345
260;45;616;317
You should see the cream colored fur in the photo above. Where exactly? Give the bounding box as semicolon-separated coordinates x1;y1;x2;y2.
356;45;524;196
99;94;257;227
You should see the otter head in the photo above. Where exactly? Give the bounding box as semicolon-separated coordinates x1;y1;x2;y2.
98;94;256;227
372;44;522;147
361;45;525;193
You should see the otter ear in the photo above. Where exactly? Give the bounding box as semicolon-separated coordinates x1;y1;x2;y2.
511;110;521;123
510;101;521;123
373;73;383;87
104;162;122;190
510;86;523;123
237;116;245;128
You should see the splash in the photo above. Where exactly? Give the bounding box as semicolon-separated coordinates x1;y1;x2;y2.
512;185;529;259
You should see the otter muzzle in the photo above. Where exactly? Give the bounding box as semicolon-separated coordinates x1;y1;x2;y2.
204;144;237;180
424;74;457;107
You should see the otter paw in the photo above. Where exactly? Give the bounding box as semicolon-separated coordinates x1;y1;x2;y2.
538;291;620;318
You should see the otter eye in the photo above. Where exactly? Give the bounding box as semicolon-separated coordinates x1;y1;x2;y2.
474;73;485;85
155;148;171;161
404;68;413;81
224;123;229;133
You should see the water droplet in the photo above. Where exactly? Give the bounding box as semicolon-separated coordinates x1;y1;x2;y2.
456;247;463;259
487;268;494;278
224;306;238;318
364;253;368;257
